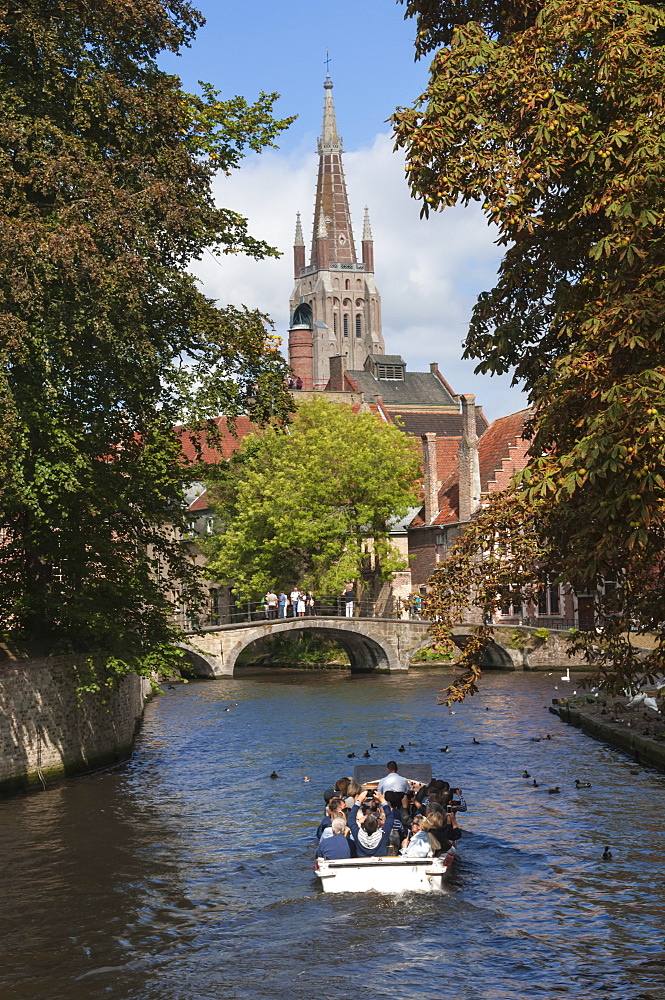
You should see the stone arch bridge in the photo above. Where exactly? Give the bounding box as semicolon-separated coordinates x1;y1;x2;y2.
179;616;520;677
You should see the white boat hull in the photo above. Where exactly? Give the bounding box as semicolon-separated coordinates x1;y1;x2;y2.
315;853;454;894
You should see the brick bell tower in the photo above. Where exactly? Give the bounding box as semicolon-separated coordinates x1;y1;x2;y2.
288;76;384;386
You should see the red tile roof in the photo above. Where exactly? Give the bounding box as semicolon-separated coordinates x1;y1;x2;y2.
478;408;532;492
410;407;532;528
175;416;258;465
187;490;211;513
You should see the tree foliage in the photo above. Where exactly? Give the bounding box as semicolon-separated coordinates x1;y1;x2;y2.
0;0;294;684
203;397;422;597
394;0;665;695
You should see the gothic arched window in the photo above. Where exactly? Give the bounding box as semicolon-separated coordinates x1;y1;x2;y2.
343;314;349;337
355;314;362;338
345;279;350;290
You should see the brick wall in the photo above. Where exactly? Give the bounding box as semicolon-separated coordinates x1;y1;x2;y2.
0;651;150;796
409;526;440;587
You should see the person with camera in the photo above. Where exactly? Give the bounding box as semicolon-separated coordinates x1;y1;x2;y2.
400;814;434;857
347;789;395;857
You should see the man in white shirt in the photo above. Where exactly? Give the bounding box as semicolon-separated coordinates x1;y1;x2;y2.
377;761;410;795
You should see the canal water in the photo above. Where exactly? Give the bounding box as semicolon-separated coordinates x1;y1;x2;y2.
2;670;664;1000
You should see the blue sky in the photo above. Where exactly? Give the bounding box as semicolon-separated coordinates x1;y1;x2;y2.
161;1;527;420
160;0;430;152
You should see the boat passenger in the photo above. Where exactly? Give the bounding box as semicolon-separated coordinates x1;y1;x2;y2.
347;790;395;857
449;786;468;812
316;796;344;839
441;807;462;845
383;790;409;847
377;761;410;795
334;777;350;798
401;815;433;857
319;810;347;840
423;809;452;855
343;779;362;809
316;817;351;860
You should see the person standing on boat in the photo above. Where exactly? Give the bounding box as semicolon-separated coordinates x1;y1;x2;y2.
347;790;395;857
377;761;410;796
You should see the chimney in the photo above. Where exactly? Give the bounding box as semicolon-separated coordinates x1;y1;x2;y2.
421;433;439;525
430;362;439;373
458;394;481;522
293;212;305;276
329;354;347;391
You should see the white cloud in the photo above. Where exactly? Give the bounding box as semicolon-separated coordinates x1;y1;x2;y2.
193;133;528;421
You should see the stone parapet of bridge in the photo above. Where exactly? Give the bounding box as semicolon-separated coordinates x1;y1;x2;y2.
180;616;433;677
178;618;588;678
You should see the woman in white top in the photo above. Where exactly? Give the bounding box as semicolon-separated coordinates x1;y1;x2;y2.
296;591;306;617
401;815;432;857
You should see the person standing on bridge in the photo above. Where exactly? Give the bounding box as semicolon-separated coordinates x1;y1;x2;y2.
278;591;288;618
289;587;300;618
342;584;355;618
296;591;306;617
265;590;278;620
306;591;315;616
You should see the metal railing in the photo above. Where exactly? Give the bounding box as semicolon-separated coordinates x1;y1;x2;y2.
286;376;360;393
174;594;428;631
496;615;579;631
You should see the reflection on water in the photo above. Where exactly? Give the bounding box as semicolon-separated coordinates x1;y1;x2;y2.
1;670;665;1000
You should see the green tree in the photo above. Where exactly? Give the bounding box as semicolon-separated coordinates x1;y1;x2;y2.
394;0;665;696
203;396;422;597
0;1;294;686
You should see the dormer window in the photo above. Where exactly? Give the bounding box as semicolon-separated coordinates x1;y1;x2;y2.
376;363;404;380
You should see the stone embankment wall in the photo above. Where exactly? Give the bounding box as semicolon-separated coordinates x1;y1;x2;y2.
489;626;589;670
0;649;151;796
551;695;665;772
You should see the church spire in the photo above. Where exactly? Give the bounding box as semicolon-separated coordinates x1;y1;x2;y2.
294;211;304;246
293;211;305;276
362;206;373;241
319;76;342;153
310;76;356;267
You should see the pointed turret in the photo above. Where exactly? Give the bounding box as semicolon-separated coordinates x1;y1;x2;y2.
293;211;305;276
310;77;357;266
362;206;374;272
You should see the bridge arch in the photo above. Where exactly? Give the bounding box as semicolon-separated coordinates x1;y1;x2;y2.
225;619;398;675
177;643;222;678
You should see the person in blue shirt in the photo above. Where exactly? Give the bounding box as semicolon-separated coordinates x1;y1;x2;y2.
347;789;395;857
316;817;351;860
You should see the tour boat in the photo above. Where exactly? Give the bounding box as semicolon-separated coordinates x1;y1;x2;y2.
315;850;455;894
315;763;457;894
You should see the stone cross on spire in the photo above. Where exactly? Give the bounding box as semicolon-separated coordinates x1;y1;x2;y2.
310;77;356;266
